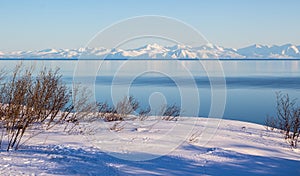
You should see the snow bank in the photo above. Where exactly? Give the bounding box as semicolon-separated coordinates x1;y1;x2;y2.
0;117;299;175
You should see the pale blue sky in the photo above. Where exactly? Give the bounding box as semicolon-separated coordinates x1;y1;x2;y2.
0;0;299;51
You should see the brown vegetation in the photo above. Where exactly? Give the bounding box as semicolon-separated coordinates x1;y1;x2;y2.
0;64;96;150
265;92;300;148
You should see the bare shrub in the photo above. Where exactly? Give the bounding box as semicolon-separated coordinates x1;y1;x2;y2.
160;104;180;121
109;121;125;132
0;68;6;147
0;64;96;150
98;102;118;121
115;96;139;119
98;101;114;114
63;84;98;133
100;96;140;122
188;130;202;143
265;115;277;131
102;113;122;122
290;108;300;148
276;92;295;139
266;92;300;148
138;107;151;121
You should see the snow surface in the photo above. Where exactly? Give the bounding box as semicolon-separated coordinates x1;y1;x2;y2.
1;44;300;59
1;117;299;176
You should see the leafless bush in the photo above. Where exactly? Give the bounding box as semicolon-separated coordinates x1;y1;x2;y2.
101;113;121;122
290;108;300;148
160;104;180;121
266;92;300;148
276;93;295;138
98;101;114;114
0;64;96;150
138;107;151;121
188;130;202;143
109;121;125;132
0;68;5;147
115;96;139;119
100;96;140;122
63;84;98;133
265;115;277;131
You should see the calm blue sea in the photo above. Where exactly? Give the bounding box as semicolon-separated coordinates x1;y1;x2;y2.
1;59;300;125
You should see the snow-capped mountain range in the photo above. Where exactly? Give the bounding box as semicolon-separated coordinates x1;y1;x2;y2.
1;43;300;59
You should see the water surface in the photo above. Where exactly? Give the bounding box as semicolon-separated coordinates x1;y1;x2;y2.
1;59;299;124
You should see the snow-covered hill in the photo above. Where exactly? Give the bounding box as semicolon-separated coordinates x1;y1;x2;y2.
0;117;299;175
1;43;300;59
237;44;300;58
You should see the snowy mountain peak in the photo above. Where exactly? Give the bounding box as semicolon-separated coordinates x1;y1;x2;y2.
254;44;263;48
287;45;299;53
168;44;190;50
0;43;299;59
205;43;220;49
145;43;162;50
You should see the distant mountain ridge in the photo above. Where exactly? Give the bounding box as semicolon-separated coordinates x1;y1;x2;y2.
1;43;300;59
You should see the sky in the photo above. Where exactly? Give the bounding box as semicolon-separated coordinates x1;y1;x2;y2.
0;0;299;51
